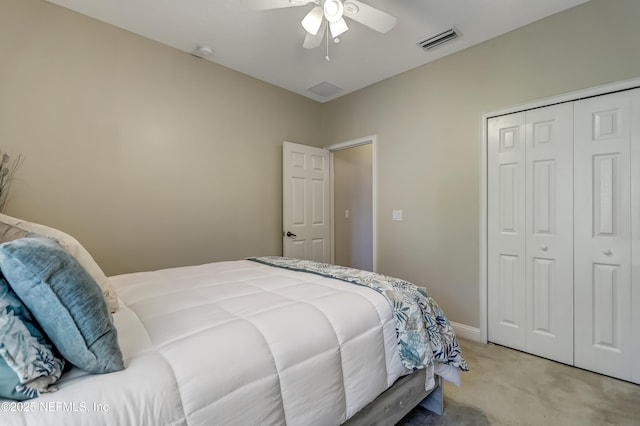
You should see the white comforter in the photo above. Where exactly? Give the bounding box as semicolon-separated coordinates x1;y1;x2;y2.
3;260;413;425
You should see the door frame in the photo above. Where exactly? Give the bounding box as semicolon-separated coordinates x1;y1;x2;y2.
479;77;640;344
326;135;378;271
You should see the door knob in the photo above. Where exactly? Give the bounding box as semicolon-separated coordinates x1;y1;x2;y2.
541;245;548;251
286;231;297;238
603;249;612;256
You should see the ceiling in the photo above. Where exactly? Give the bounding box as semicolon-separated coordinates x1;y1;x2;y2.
44;0;591;103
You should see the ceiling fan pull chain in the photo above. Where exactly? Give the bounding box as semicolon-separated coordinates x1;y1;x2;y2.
325;24;330;61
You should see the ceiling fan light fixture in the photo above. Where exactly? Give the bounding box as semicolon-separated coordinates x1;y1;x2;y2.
329;17;348;38
323;0;344;23
301;5;323;35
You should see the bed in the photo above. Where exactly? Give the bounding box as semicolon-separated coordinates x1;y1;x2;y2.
0;214;467;425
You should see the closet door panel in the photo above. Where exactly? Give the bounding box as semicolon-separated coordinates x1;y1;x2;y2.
631;90;640;384
574;91;633;381
488;113;527;350
525;104;574;364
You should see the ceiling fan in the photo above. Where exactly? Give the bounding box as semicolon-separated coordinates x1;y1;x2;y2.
246;0;397;49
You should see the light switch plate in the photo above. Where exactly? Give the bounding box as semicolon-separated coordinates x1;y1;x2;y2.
392;210;403;221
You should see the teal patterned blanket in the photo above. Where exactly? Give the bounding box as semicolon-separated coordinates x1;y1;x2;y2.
249;257;468;372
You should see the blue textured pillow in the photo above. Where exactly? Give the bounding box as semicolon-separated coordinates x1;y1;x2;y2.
0;236;124;374
0;275;65;400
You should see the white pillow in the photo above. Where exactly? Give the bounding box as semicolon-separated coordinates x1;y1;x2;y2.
0;213;119;313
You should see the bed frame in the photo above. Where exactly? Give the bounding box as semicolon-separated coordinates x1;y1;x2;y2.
344;370;443;425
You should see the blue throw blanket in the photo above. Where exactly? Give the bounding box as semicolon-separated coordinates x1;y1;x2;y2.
249;257;468;372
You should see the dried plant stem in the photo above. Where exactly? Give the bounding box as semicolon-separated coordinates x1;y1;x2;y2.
0;152;24;213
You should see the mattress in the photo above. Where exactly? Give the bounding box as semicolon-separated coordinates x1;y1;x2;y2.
3;260;420;425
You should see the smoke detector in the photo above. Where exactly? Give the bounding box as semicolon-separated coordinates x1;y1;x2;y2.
195;46;213;58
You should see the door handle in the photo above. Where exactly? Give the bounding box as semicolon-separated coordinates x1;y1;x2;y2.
286;231;297;238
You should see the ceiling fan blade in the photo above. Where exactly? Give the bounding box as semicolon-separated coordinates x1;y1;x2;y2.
303;20;326;49
343;0;397;33
243;0;314;10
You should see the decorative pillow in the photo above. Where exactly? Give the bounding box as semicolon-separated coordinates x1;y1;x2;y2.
0;275;65;400
0;236;124;374
0;213;119;313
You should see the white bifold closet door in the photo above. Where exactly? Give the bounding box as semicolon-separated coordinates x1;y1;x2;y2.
488;103;574;364
573;91;635;381
488;87;640;384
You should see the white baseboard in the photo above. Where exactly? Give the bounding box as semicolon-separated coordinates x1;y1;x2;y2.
450;321;481;342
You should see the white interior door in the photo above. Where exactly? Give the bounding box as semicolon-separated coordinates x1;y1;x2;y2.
574;90;634;381
488;104;574;363
524;104;573;364
486;84;640;384
631;91;640;384
282;141;331;262
488;112;527;351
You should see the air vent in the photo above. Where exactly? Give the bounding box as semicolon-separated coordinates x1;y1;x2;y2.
308;81;343;97
417;28;459;51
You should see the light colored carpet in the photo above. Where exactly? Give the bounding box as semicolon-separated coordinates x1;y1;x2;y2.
397;339;640;425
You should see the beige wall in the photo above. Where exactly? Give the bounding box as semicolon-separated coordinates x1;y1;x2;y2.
321;0;640;327
334;144;373;271
2;0;640;329
0;0;323;275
